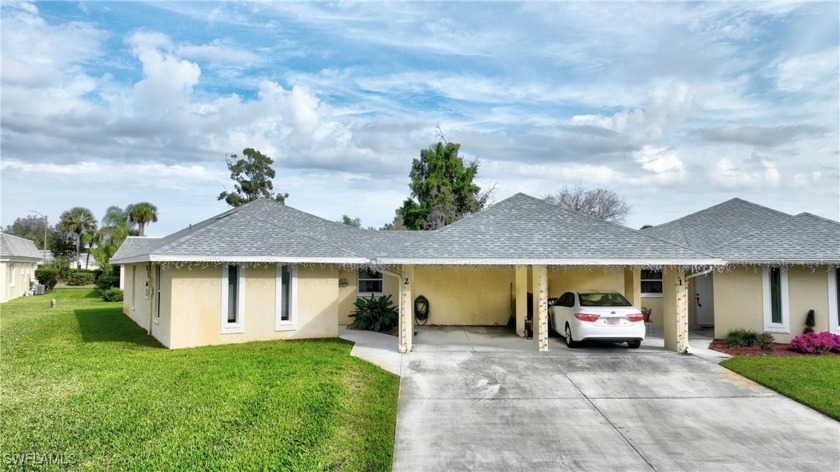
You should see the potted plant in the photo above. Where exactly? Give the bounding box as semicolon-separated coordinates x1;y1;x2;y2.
641;306;653;323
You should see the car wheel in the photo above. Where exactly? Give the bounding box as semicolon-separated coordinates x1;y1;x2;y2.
627;340;641;349
564;324;578;348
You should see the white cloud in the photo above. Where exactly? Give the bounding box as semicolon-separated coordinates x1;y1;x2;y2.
776;48;839;93
634;146;685;176
711;154;781;189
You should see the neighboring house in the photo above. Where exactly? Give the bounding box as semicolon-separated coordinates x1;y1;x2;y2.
644;198;840;342
0;233;43;303
111;194;720;352
75;252;100;271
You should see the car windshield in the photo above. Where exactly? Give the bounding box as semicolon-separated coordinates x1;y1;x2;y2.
578;292;632;307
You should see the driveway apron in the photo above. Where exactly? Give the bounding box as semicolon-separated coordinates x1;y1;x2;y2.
392;337;840;471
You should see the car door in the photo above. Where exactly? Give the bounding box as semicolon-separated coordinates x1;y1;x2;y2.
555;292;575;330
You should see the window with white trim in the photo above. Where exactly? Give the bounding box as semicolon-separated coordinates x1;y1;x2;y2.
829;268;839;334
221;265;245;333
762;266;789;332
275;265;298;331
358;268;383;294
154;265;162;323
641;269;662;296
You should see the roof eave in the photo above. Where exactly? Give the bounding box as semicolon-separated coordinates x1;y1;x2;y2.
113;255;370;265
373;257;724;266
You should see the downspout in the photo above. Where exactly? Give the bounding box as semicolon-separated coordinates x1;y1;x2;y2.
147;263;154;336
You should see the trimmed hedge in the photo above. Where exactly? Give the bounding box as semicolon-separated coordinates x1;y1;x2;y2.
66;271;96;286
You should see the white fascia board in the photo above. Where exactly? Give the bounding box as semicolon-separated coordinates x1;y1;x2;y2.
148;255;370;264
723;258;840;266
373;258;724;266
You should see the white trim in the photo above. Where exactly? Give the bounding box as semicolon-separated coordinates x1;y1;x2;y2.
357;267;384;296
373;257;724;266
762;266;790;333
275;265;298;331
828;269;839;334
221;265;245;334
113;255;369;265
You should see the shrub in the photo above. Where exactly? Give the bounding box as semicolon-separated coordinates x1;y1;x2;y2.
757;332;775;352
66;271;96;286
349;295;398;333
34;268;60;292
804;309;816;334
724;329;760;347
789;331;840;355
46;258;71;280
101;287;124;302
96;274;119;291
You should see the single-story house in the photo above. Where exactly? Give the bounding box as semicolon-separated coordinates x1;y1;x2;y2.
112;193;726;353
643;198;840;342
0;233;43;303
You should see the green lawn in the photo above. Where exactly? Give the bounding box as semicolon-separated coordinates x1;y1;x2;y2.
1;289;399;471
721;356;840;421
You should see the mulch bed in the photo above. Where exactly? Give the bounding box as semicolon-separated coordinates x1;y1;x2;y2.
709;339;840;357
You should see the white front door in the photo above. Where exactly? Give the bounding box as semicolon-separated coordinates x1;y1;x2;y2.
693;274;714;326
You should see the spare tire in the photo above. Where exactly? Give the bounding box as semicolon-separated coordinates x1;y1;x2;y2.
414;295;429;325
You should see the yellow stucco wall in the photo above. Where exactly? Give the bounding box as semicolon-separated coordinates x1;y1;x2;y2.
162;264;339;349
413;266;514;325
1;261;38;303
788;267;830;340
640;296;664;329
547;267;625;297
712;267;765;339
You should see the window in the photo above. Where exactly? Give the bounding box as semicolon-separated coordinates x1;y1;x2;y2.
641;269;663;296
358;268;383;294
154;265;162;323
559;292;575;307
829;269;839;334
221;265;245;333
275;265;298;331
762;266;789;332
131;266;137;311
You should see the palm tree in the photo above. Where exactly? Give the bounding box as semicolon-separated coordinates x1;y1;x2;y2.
127;202;159;236
58;207;97;269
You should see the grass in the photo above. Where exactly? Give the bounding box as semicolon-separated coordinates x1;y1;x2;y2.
721;356;840;421
1;289;399;471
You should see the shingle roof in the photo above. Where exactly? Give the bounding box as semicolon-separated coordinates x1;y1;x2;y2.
642;198;793;252
643;199;840;265
375;193;719;265
0;233;43;261
112;199;370;264
714;213;840;264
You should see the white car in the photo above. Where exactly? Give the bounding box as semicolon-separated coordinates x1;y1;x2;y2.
548;291;645;349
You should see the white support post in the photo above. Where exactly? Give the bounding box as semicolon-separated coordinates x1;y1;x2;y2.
532;265;549;351
398;265;414;353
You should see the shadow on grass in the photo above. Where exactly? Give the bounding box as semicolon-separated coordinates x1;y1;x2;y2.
74;308;163;347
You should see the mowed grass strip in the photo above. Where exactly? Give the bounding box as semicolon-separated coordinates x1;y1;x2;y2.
1;289;399;471
721;356;840;421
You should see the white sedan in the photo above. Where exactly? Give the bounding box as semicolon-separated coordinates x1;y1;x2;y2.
548;291;645;349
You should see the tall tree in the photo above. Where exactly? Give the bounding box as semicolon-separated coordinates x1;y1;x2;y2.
127;202;158;236
4;215;49;249
218;148;288;207
543;185;631;223
397;139;493;230
93;206;137;269
338;215;362;228
58;207;97;269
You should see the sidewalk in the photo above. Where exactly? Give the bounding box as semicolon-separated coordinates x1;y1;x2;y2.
338;326;403;376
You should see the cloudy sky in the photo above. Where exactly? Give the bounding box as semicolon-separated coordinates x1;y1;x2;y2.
2;1;838;236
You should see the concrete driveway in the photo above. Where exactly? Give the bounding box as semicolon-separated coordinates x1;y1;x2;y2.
393;327;840;471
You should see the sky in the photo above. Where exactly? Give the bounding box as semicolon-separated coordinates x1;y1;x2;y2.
1;1;838;237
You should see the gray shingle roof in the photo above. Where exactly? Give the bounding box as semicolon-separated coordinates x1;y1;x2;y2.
375;193;719;265
0;233;43;261
642;198;793;252
644;199;840;265
714;213;840;264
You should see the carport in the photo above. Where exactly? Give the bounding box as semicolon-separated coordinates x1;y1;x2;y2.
374;194;721;354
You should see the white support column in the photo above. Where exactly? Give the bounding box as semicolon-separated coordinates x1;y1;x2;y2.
532;265;549;351
398;265;414;354
662;267;689;352
515;265;528;337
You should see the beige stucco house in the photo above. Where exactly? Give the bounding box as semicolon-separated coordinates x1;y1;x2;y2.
0;233;43;303
112;194;725;353
643;199;840;343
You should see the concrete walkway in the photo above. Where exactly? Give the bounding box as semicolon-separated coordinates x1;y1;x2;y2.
392;327;840;472
338;326;402;376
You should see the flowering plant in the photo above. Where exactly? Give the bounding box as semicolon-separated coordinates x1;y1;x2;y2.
641;306;652;322
789;331;840;354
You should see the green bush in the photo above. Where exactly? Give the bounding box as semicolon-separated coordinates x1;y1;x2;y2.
757;332;775;352
34;268;60;292
46;257;71;280
724;329;761;347
101;287;124;302
349;295;398;332
96;274;119;291
804;309;816;334
66;271;96;286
